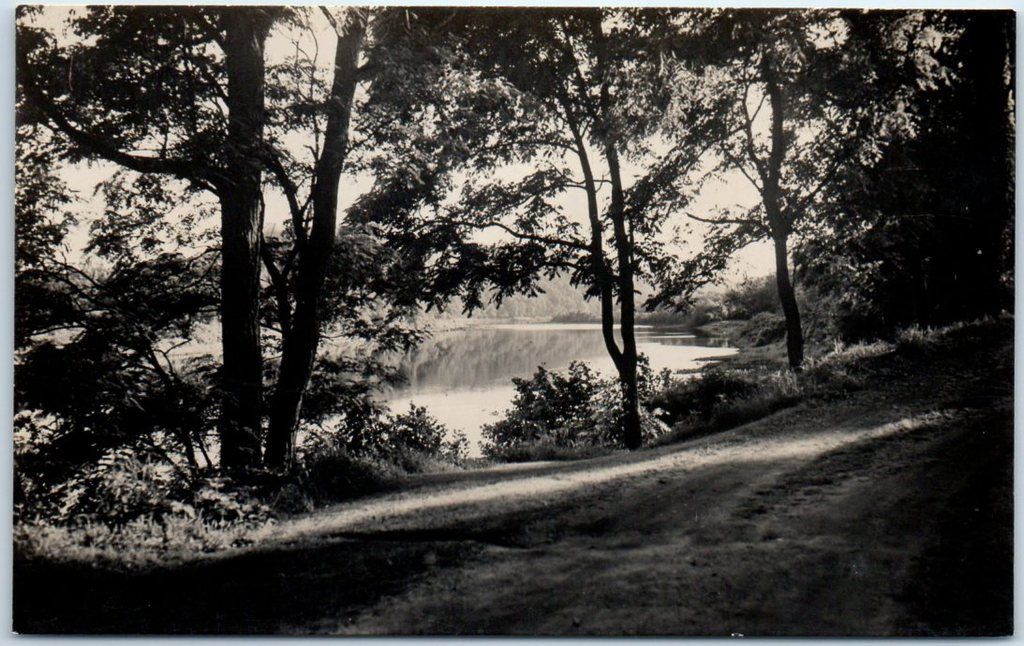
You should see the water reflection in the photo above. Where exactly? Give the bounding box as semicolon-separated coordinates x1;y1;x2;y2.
382;323;735;456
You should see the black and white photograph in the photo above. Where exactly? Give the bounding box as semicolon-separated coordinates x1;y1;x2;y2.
10;4;1016;636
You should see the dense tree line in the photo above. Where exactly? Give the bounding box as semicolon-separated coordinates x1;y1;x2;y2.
15;7;1014;493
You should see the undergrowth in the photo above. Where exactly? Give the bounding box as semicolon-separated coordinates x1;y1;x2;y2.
15;404;467;568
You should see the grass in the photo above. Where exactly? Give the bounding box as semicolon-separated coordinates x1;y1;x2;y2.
656;316;1010;448
485;441;617;463
14;513;274;571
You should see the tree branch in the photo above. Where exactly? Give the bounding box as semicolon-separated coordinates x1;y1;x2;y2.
441;217;590;252
18;59;222;193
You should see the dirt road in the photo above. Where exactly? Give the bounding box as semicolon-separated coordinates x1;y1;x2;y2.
13;338;1013;635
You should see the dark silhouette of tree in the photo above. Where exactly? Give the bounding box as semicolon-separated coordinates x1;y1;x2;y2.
17;6;278;467
796;10;1015;339
262;9;370;467
17;8;430;470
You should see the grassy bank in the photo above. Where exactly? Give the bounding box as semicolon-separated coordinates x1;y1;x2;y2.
664;316;1011;445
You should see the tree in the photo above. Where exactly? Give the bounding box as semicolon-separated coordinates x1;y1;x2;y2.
257;8;467;467
17;7;423;470
261;8;370;467
17;6;278;467
796;11;1015;339
15;120;223;491
660;9;946;369
359;8;708;449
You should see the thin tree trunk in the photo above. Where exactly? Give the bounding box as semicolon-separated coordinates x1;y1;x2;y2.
218;8;271;469
563;98;639;448
593;18;641;450
773;233;804;370
605;145;642;450
265;17;366;468
763;56;805;372
580;16;643;450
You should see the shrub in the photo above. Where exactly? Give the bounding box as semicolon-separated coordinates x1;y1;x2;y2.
383;405;469;466
649;370;756;424
653;369;803;445
744;311;788;347
320;402;467;466
481;358;673;460
14;447;274;567
653;336;902;446
290;447;398;507
291;404;468;505
16;445;270;529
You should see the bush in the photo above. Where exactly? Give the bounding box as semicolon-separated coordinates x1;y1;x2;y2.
13;446;275;567
16;445;270;529
383;405;469;466
290;447;398;507
744;311;788;347
481;358;673;460
653;368;803;445
721;275;778;320
651;339;896;447
316;403;468;468
649;370;756;424
291;404;468;505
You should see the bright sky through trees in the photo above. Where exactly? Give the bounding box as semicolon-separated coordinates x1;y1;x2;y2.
36;5;776;293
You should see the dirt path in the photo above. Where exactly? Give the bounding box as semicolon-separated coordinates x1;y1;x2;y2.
13;337;1013;635
311;401;1010;636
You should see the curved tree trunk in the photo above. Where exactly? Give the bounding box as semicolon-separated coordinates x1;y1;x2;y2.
265;17;366;468
564;99;641;450
218;8;272;469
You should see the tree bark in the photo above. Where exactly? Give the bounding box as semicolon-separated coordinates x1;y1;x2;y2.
265;17;366;468
218;8;272;469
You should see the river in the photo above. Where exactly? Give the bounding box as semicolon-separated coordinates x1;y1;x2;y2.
383;322;736;456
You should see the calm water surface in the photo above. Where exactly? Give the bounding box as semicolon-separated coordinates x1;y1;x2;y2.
383;323;735;456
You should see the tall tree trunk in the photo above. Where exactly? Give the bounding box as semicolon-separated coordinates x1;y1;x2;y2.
265;17;366;468
605;145;642;450
763;56;804;372
218;8;271;469
584;15;643;450
563;101;640;449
